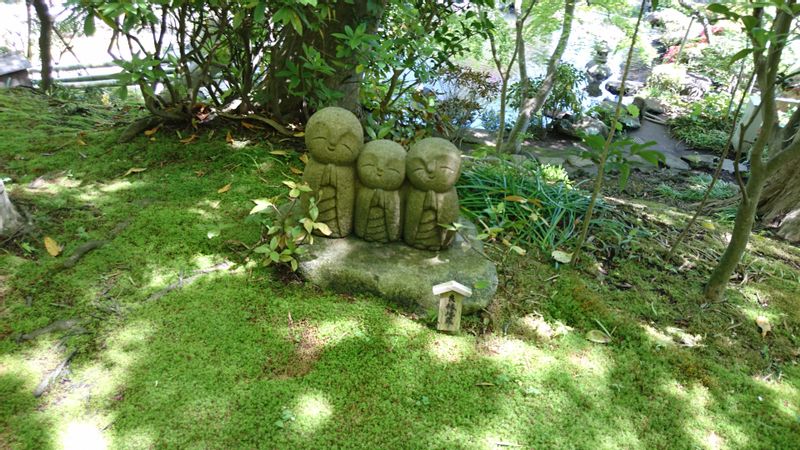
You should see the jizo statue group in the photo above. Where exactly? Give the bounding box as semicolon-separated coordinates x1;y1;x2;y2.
302;107;462;251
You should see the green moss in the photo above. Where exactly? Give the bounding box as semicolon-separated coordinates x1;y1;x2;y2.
1;88;799;449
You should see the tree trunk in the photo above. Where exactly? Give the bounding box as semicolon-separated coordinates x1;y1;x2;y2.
0;180;22;237
705;171;766;300
264;0;382;122
758;152;800;242
504;0;575;153
32;0;52;92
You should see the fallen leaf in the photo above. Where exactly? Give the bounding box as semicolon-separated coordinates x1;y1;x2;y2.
250;199;275;215
700;221;716;231
756;316;771;337
242;122;262;130
228;139;250;149
551;250;572;264
144;124;162;136
586;330;611;344
475;382;495;387
289;166;303;175
195;170;206;177
180;134;197;144
123;167;147;177
299;153;309;164
44;236;62;257
269;150;289;156
226;131;234;144
207;229;220;239
293;131;305;137
217;183;232;194
77;138;87;146
504;195;527;203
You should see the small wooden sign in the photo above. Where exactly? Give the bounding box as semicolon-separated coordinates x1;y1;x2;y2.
433;281;472;333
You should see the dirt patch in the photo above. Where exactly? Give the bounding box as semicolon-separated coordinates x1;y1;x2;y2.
264;318;325;379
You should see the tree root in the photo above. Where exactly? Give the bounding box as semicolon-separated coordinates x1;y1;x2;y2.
117;116;161;144
146;261;234;302
16;319;82;343
33;349;76;397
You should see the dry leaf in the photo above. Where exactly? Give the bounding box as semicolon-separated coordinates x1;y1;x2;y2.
293;131;305;137
123;167;147;177
504;195;527;203
289;166;303;175
229;139;250;149
217;183;232;194
700;221;716;231
756;316;771;337
586;329;611;344
269;150;289;156
551;250;572;264
144;124;162;136
77;138;87;146
299;153;309;164
195;170;206;177
44;236;62;257
226;131;234;144
180;134;198;144
241;122;262;130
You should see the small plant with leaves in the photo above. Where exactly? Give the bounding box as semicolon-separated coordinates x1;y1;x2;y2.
249;180;331;271
579;133;664;190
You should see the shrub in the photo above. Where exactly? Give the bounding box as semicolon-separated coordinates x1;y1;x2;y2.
457;157;598;253
647;64;686;94
668;92;734;154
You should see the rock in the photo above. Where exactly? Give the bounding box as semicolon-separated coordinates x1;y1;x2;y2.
534;156;567;167
618;115;641;130
461;128;497;147
681;153;748;173
605;80;643;96
661;152;690;171
554;116;609;139
586;63;612;83
566;154;595;168
680;73;712;99
0;180;22;236
297;219;498;315
633;96;666;115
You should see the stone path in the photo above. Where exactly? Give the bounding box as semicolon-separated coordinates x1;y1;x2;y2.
461;119;744;176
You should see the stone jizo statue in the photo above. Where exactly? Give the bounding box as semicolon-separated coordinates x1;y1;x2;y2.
403;137;461;251
354;140;406;243
0;180;22;236
302;107;364;238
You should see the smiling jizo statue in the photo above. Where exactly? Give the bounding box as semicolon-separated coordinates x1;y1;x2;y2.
303;107;364;238
354;140;406;243
404;137;462;251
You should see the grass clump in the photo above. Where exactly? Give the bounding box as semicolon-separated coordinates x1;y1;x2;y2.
457;158;595;253
656;174;738;202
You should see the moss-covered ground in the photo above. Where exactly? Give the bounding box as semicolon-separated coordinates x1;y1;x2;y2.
1;89;799;449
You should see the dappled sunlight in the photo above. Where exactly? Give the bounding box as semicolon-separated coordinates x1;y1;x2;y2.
315;318;366;347
60;419;108;450
293;391;333;433
0;336;68;390
751;375;799;419
641;324;676;347
477;336;557;370
664;326;704;347
142;254;237;290
427;334;473;363
516;313;572;341
99;180;139;193
566;348;611;378
24;175;83;195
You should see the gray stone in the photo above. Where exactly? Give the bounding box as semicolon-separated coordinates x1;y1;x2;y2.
662;151;690;171
618;115;641;130
297;219;497;315
535;156;567;167
605;80;643;97
633;96;666;116
554;116;609;139
0;180;22;236
681;153;748;173
566;154;595;168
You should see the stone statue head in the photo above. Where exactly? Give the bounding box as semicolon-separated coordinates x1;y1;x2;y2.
357;140;406;190
305;107;364;164
406;137;461;193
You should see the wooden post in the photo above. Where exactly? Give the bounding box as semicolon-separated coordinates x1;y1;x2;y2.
433;281;472;333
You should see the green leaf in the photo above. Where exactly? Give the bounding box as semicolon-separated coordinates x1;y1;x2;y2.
269;251;280;262
290;11;303;34
509;245;526;256
551;250;572;264
618;164;630;190
253;244;271;254
637;150;666;166
626;104;640;118
83;13;96;36
706;4;731;16
249;199;274;215
290;258;299;271
727;48;752;67
253;1;267;23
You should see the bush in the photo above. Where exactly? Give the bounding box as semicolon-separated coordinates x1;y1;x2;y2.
656;174;738;202
668;92;734;154
457;157;597;253
647;63;686;94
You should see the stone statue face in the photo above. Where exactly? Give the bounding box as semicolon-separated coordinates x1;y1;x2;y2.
305;107;364;164
406;137;461;192
357;140;406;190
